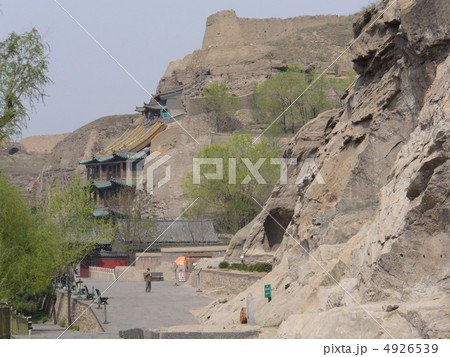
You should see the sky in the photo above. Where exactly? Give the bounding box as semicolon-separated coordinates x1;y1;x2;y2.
1;0;371;139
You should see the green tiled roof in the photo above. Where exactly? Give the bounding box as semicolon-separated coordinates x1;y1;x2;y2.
78;150;149;165
111;178;134;187
93;182;113;189
93;208;109;217
95;155;115;163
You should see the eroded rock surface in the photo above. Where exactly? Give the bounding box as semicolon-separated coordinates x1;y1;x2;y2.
202;0;450;338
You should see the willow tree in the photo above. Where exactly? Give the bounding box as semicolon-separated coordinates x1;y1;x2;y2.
0;28;52;142
41;175;116;325
0;173;59;312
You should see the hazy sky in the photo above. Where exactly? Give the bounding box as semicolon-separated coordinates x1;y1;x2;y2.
1;0;370;138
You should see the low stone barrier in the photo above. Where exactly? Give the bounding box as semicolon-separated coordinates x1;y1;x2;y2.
89;266;115;281
119;327;260;339
10;311;31;335
189;269;261;295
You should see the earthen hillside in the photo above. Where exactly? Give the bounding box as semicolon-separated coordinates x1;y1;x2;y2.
0;134;68;196
20;133;70;155
28;9;358;216
31;114;137;197
158;10;356;98
193;0;450;338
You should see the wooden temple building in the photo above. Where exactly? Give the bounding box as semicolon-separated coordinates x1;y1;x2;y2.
78;121;167;217
75;86;223;277
135;86;185;121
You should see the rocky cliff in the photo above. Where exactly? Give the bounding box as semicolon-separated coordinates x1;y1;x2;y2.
198;0;449;338
0;134;69;197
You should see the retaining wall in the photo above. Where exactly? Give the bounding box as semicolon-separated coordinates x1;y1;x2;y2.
135;253;162;271
189;269;261;295
0;304;10;339
114;266;146;282
52;291;104;333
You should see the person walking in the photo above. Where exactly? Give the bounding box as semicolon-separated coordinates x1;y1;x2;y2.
144;268;152;293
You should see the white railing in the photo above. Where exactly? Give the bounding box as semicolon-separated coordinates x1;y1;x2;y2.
89;266;114;274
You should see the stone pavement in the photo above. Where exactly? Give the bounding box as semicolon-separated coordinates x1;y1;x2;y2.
14;278;213;339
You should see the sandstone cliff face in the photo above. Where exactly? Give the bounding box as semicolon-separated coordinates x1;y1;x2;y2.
199;0;450;338
0;134;68;197
158;10;355;99
32;114;137;197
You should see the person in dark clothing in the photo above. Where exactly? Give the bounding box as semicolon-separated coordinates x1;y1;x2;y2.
144;268;152;292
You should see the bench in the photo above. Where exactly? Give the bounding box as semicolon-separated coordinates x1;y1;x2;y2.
95;289;108;305
151;272;164;281
84;285;94;300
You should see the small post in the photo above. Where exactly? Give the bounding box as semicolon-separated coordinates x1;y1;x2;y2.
196;268;202;292
92;286;95;301
103;303;109;324
173;266;179;286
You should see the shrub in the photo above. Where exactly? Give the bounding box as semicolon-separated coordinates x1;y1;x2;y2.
219;261;230;269
58;319;66;328
230;263;248;271
249;263;272;273
12;300;38;315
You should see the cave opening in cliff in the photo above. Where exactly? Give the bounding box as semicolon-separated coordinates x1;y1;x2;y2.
263;209;294;252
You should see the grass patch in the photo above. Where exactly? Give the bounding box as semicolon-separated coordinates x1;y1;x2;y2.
58;319;66;328
69;325;80;331
218;262;273;273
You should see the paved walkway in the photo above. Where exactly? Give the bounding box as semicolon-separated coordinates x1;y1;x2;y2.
14;278;213;339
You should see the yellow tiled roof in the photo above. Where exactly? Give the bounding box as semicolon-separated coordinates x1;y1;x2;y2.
80;121;166;161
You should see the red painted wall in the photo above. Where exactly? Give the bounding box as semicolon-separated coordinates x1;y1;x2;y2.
79;256;90;278
96;258;128;269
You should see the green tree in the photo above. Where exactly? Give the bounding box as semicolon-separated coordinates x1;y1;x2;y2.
253;66;355;134
0;172;59;309
254;66;309;134
108;187;160;258
182;134;281;233
0;28;52;142
202;82;240;133
41;174;115;325
0;26;53;314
